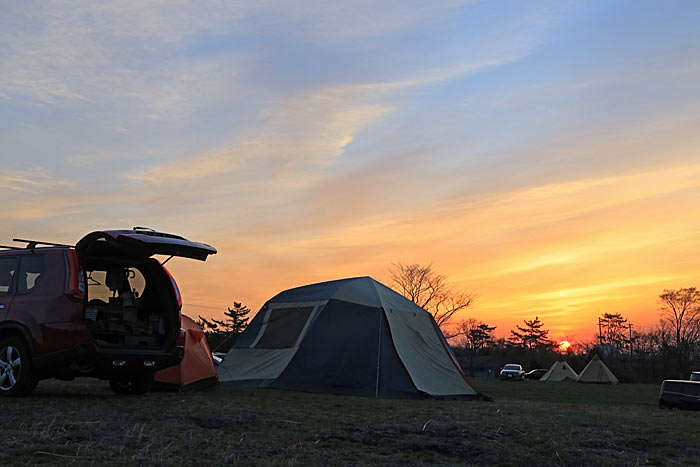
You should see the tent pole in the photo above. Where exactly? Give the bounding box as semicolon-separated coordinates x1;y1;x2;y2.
375;309;383;398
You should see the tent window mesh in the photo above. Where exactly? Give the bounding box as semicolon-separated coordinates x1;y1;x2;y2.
256;306;314;349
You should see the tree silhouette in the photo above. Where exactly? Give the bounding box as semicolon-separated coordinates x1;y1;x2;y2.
658;288;700;348
457;318;496;351
197;301;251;352
658;287;700;375
598;312;630;352
509;316;554;349
389;262;475;328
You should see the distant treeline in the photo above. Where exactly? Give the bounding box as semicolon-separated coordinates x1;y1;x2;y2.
448;287;700;383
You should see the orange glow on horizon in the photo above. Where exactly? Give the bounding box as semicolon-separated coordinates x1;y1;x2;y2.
558;341;571;352
3;0;700;351
117;162;700;343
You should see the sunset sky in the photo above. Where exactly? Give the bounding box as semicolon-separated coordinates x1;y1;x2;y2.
2;1;699;343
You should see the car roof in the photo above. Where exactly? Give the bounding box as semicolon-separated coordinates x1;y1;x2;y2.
0;245;67;254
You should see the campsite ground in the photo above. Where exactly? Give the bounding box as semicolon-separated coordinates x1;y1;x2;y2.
0;378;698;466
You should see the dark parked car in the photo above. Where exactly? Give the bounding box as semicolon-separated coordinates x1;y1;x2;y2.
500;363;525;380
659;380;700;410
690;372;700;382
525;368;548;380
0;228;216;396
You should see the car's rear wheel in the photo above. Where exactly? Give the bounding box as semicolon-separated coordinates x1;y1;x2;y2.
109;372;154;395
0;337;37;397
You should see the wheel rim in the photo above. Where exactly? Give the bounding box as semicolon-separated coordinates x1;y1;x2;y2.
0;345;21;391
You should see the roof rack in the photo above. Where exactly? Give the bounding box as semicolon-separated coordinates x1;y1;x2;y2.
12;238;73;249
0;245;22;250
131;227;183;240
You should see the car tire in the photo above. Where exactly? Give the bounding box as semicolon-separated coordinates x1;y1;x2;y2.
0;337;38;397
109;372;154;395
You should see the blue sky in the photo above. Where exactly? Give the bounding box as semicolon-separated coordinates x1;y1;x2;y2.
2;1;700;339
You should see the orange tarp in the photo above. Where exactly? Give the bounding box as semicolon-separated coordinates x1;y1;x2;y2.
155;314;217;388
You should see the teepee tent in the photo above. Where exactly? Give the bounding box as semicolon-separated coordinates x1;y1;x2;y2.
577;355;618;384
154;314;218;390
217;277;477;399
540;361;578;381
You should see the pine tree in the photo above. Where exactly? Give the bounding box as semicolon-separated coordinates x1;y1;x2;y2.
196;315;220;332
469;323;497;351
196;301;251;352
458;318;496;351
508;316;554;349
598;312;629;351
213;302;251;336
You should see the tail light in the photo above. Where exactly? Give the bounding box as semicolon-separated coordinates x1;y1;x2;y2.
65;248;85;301
161;263;182;309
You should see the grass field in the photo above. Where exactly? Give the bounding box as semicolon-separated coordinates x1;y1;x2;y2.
0;378;698;466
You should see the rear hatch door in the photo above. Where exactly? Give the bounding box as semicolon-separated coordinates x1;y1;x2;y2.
76;228;217;261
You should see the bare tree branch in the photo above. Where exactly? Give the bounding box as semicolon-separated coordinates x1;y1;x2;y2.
389;262;476;329
659;287;700;348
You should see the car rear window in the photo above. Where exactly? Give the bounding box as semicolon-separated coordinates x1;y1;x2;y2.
663;381;683;393
504;365;521;370
0;257;18;295
87;267;146;302
16;255;44;294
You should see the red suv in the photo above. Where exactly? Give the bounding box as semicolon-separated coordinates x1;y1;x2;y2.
0;228;216;396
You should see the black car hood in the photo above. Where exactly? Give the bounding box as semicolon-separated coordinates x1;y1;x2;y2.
76;229;217;261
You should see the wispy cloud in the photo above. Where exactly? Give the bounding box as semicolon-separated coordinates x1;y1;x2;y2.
0;168;73;194
2;1;699;344
127;47;532;192
128;86;394;188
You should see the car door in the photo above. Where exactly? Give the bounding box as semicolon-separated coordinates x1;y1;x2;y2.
0;256;18;320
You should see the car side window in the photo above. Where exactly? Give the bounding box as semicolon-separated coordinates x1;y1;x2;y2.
686;383;700;397
0;257;19;296
663;381;682;393
17;255;45;295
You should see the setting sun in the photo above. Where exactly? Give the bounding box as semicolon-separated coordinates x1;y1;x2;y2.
558;341;571;352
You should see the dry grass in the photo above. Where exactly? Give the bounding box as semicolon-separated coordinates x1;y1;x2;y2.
0;378;698;466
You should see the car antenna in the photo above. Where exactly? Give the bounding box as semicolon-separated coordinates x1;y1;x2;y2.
161;255;174;265
13;238;73;249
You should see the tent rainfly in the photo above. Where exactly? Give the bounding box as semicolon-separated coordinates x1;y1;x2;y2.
540;361;578;382
577;355;619;384
154;314;218;390
217;277;478;399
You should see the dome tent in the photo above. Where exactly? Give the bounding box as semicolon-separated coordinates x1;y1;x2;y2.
540;361;578;381
217;277;477;399
153;314;218;390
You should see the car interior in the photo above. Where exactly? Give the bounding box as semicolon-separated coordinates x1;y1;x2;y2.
84;258;178;347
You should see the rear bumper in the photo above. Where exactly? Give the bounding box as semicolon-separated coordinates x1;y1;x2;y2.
500;372;524;380
33;342;184;379
659;395;700;410
92;344;184;372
